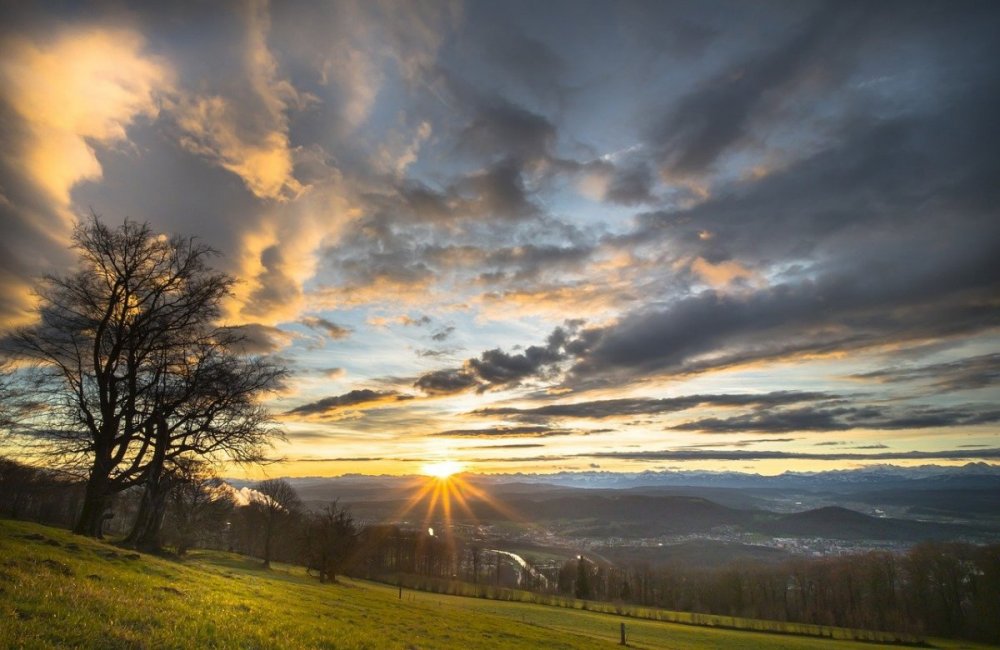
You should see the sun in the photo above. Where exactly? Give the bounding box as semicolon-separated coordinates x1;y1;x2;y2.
422;460;464;479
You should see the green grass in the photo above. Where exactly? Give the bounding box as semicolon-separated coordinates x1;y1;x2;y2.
1;519;995;649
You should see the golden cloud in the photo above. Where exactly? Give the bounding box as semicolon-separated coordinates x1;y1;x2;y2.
173;0;304;201
0;26;172;225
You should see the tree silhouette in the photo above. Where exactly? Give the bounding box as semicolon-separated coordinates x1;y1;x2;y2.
253;478;302;568
13;215;284;538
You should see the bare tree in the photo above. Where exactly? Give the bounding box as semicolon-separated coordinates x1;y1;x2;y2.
302;501;357;583
0;357;32;440
0;360;13;435
12;216;284;538
253;478;302;568
123;332;285;551
161;460;235;555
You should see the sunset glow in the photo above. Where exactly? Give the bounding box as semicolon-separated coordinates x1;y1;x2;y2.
422;461;464;480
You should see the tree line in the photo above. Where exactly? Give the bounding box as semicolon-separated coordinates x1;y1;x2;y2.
2;452;998;642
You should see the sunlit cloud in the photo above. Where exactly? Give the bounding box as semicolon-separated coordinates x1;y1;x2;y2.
173;0;304;201
0;25;172;325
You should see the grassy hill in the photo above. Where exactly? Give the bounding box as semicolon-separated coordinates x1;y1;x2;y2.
1;519;994;650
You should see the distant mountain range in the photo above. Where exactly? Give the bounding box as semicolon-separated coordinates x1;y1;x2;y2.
469;462;1000;491
225;463;1000;548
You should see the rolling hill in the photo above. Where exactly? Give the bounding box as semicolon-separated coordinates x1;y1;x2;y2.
3;518;986;649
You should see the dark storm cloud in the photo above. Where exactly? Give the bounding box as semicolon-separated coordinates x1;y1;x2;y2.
673;404;1000;433
853;354;1000;392
300;316;351;340
474;391;833;420
286;389;412;417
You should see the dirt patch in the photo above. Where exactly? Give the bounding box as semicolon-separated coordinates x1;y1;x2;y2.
86;573;102;581
18;532;61;546
40;558;73;576
157;586;184;596
65;543;82;553
123;553;141;561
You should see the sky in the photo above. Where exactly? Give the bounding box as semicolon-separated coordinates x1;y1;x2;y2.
1;0;998;478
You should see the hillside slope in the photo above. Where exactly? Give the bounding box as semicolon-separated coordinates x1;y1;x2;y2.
0;519;990;649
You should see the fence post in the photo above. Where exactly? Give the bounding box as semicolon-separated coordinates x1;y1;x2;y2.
620;622;626;645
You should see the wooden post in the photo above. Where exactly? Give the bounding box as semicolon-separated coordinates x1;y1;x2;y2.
620;622;626;645
398;584;402;599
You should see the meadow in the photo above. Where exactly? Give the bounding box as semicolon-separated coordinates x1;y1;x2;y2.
1;519;995;650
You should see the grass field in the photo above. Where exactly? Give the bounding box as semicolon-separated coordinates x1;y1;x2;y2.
1;519;995;649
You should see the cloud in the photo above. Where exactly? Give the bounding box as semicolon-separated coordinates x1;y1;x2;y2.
474;391;833;420
0;26;171;213
0;24;173;326
285;389;412;418
431;325;455;342
649;4;860;178
586;448;1000;462
456;159;540;220
474;446;1000;465
172;0;304;200
457;98;556;164
415;325;583;395
569;238;999;383
461;443;546;449
413;369;480;395
429;425;577;438
672;404;1000;433
853;353;1000;392
226;323;297;354
300;316;351;340
403;315;433;327
687;257;758;289
604;162;656;206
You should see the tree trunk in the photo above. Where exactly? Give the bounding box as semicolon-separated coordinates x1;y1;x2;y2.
74;466;111;538
262;519;273;569
124;416;170;551
125;478;170;551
